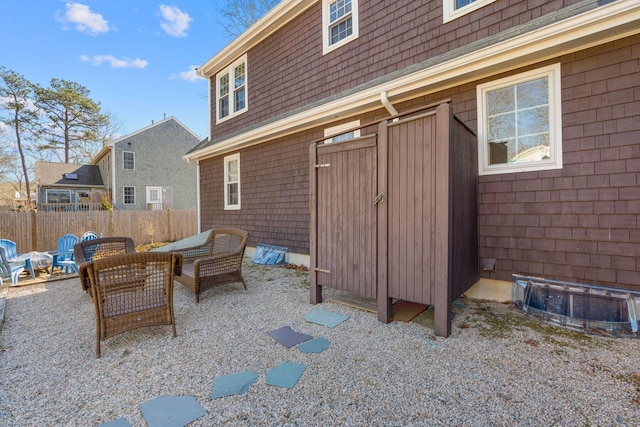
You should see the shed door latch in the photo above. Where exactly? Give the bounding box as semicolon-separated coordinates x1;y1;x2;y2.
373;194;385;206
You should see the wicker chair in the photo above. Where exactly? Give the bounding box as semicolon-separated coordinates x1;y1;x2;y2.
86;251;182;358
171;228;249;303
74;237;137;292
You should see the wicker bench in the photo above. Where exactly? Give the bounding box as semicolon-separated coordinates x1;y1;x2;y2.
167;228;249;303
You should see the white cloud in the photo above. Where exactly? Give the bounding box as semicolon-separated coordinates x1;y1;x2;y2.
178;66;204;82
80;55;148;69
159;4;192;37
57;3;109;35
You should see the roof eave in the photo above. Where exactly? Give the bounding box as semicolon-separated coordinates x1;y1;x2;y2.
196;0;317;78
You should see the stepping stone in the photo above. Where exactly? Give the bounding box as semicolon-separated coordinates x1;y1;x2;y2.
211;371;260;399
297;337;330;353
265;362;306;389
268;325;312;348
304;309;349;328
98;419;131;427
139;395;206;427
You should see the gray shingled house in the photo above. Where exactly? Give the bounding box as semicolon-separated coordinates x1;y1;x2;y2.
34;162;105;211
92;116;200;211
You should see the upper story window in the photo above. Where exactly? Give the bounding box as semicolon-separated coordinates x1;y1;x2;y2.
123;151;135;170
224;153;240;210
477;64;563;176
216;55;247;123
324;120;361;143
443;0;498;23
322;0;359;55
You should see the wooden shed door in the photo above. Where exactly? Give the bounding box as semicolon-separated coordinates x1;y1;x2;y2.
310;135;378;299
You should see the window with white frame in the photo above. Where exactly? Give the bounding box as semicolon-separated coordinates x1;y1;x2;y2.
216;55;247;123
477;64;563;175
322;0;359;54
443;0;498;23
123;151;135;170
224;153;240;210
324;120;361;143
123;186;135;205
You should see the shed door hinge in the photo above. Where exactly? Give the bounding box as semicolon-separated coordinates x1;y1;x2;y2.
314;267;331;274
314;163;331;168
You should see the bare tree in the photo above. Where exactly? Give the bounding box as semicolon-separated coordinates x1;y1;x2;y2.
217;0;281;37
0;67;38;208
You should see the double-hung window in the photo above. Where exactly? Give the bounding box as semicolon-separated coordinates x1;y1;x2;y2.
443;0;498;23
477;64;562;175
123;186;135;205
224;153;240;210
322;0;359;54
216;55;247;123
123;151;135;170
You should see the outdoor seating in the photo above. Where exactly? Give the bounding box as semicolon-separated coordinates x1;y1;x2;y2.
0;247;25;285
80;231;100;242
74;236;137;292
50;234;79;277
86;251;182;358
0;239;35;277
169;228;249;303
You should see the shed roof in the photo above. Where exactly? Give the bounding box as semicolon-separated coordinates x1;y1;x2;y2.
35;162;104;187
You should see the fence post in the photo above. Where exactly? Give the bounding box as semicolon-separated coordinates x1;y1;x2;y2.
167;208;172;242
31;210;38;251
109;209;114;237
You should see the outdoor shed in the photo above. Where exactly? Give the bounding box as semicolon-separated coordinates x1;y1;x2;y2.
310;103;479;337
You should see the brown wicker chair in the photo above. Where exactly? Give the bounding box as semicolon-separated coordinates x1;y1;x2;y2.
86;251;182;358
172;228;249;303
74;237;137;292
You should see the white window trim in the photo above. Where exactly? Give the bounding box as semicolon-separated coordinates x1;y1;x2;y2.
216;54;248;124
123;151;135;170
224;153;241;210
443;0;498;24
123;186;135;205
322;0;359;55
146;186;162;203
477;63;563;176
324;120;361;143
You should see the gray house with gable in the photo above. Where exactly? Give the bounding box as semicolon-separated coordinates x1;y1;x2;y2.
35;162;106;210
92;116;200;210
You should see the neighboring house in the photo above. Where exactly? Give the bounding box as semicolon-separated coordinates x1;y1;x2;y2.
92;116;200;211
34;162;105;211
186;0;640;300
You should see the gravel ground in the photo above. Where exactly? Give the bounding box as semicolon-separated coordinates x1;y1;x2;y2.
1;262;639;427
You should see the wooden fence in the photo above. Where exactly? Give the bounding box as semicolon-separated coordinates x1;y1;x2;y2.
0;209;198;252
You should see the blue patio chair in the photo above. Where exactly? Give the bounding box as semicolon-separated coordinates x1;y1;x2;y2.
0;246;25;285
0;239;35;277
50;234;79;277
80;231;99;242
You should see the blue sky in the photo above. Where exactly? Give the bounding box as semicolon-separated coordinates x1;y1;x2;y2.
0;1;235;140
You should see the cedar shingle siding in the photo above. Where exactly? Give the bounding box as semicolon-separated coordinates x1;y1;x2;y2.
196;0;640;293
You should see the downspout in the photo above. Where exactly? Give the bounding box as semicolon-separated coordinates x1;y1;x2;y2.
380;91;399;121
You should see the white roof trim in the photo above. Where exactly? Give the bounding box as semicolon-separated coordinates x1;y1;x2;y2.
187;0;640;161
197;0;317;78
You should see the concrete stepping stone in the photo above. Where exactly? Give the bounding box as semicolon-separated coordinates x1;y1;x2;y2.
267;325;312;348
304;309;349;328
139;395;206;427
297;337;330;353
211;371;260;399
265;362;306;389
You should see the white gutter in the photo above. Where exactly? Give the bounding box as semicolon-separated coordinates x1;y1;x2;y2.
380;91;398;116
187;0;640;162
